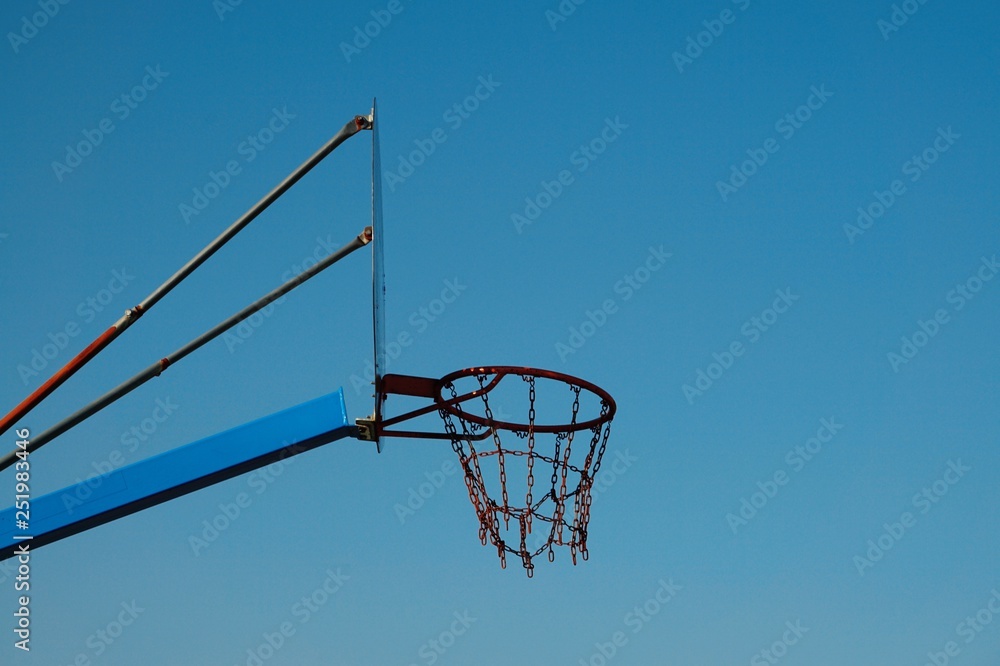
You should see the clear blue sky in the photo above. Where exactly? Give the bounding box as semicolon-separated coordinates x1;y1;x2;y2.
2;1;999;664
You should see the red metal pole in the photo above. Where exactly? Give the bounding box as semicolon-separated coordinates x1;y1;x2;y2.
0;322;124;437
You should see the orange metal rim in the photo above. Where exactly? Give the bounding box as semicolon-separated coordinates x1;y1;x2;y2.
432;366;617;434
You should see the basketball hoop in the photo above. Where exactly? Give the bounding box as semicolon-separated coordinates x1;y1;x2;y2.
362;366;616;576
354;105;621;575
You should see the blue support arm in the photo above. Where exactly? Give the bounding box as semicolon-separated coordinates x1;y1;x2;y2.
1;390;353;560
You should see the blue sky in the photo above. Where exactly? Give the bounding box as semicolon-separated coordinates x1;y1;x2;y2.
1;1;999;664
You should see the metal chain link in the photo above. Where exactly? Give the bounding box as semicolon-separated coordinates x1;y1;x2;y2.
441;382;492;546
590;400;612;478
557;386;581;548
434;371;613;576
524;375;536;537
477;373;510;531
550;432;567;547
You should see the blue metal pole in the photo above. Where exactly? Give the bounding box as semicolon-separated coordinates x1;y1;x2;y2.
0;390;353;560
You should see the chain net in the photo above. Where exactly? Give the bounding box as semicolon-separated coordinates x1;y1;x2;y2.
438;370;613;577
